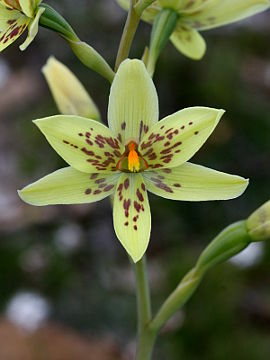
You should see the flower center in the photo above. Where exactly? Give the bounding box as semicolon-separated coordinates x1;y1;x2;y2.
116;141;148;173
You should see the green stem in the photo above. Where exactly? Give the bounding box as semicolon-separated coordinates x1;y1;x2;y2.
134;0;156;15
115;0;141;71
134;257;157;360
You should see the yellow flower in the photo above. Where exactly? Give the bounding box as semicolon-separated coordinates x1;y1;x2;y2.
19;60;248;262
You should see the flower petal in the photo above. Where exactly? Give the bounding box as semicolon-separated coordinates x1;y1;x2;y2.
0;15;29;52
113;173;151;263
185;0;270;31
0;6;21;31
19;0;36;17
108;59;159;145
19;6;44;50
18;167;120;205
139;107;224;169
170;24;206;60
42;56;101;121
34;115;124;173
143;162;248;201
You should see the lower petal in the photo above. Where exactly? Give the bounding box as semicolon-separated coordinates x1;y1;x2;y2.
143;162;248;201
170;24;206;60
113;173;151;263
18;166;120;205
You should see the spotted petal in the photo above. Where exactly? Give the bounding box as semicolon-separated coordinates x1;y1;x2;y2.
143;162;248;201
0;15;29;52
18;167;119;205
0;6;21;31
139;107;224;170
42;57;101;121
185;0;270;31
108;59;159;145
170;23;206;60
34;115;124;174
113;173;151;263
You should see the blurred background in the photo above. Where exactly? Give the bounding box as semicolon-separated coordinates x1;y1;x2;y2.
0;1;270;359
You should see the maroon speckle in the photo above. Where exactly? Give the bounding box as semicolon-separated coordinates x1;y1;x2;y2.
189;122;193;126
174;183;181;188
121;122;126;130
85;188;92;195
194;131;199;135
134;225;138;231
141;183;146;191
181;125;185;130
124;221;129;226
78;133;83;137
134;201;141;213
124;178;130;190
95;178;106;184
104;184;114;192
63;140;69;144
94;189;102;195
90;173;98;180
136;189;144;202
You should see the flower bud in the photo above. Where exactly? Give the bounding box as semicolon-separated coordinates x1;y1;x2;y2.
42;57;101;121
247;200;270;241
68;40;114;83
196;221;251;272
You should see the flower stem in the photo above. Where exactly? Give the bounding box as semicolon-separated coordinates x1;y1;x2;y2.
115;0;141;71
133;256;157;360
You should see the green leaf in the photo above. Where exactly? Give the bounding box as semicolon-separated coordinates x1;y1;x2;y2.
113;173;151;263
143;162;248;201
108;59;159;145
18;166;120;205
139;107;224;170
170;24;206;60
34;115;124;173
42;56;101;121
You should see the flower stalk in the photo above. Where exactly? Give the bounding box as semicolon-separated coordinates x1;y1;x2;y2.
115;0;141;70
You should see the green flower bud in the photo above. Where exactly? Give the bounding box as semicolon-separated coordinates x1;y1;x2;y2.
247;200;270;241
196;221;251;272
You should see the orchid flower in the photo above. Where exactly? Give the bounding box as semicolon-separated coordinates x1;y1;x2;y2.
0;0;44;52
42;56;101;121
18;59;248;262
118;0;270;59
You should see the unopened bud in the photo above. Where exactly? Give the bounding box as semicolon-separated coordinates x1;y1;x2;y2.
247;200;270;241
196;221;251;272
42;57;100;120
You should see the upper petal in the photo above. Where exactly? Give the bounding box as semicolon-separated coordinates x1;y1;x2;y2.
42;56;101;121
143;162;248;201
0;15;29;52
184;0;270;31
108;59;159;145
34;115;124;173
139;107;224;169
18;166;119;205
113;173;151;263
170;24;206;60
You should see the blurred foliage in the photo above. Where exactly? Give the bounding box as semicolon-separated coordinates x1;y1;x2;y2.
0;0;270;359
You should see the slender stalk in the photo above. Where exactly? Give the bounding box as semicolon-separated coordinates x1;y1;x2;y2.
134;0;156;15
115;0;141;71
134;257;157;360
